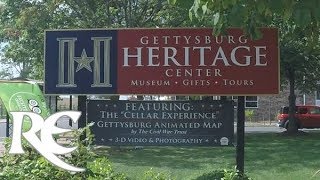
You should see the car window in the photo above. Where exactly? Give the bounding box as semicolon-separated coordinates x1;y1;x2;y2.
310;107;320;114
280;106;289;114
280;106;299;114
298;108;308;114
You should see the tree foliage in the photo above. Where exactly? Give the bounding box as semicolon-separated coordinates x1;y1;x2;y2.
171;0;320;43
169;0;320;132
0;0;191;79
278;19;320;93
169;0;320;92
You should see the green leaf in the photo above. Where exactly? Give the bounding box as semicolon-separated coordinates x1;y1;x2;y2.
175;0;195;9
191;0;201;19
311;0;320;21
283;8;292;21
257;1;266;14
213;12;220;25
222;0;235;9
228;5;246;27
167;0;177;5
314;9;320;21
202;2;208;15
269;0;284;14
189;9;193;21
293;7;311;27
253;28;263;40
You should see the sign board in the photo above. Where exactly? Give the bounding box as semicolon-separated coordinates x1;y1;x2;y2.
45;28;279;95
87;100;234;146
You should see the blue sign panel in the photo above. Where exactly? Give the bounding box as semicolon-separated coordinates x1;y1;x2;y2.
45;30;118;94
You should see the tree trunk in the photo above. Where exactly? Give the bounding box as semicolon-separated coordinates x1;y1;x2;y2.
287;67;298;133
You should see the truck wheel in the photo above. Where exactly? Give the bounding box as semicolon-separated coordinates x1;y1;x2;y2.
297;122;302;129
285;121;289;129
285;120;300;130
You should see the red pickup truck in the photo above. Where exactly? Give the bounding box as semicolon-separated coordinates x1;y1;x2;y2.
277;105;320;129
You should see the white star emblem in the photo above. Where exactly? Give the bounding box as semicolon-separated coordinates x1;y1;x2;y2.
74;49;94;72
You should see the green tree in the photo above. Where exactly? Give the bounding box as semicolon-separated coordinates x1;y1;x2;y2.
176;0;320;43
278;20;320;132
0;0;52;79
170;0;320;133
0;0;191;79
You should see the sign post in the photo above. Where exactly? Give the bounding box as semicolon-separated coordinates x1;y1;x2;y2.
236;96;245;173
69;95;73;126
6;112;9;137
78;96;87;141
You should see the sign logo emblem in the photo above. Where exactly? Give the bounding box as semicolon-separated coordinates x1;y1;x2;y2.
56;37;113;88
9;111;85;172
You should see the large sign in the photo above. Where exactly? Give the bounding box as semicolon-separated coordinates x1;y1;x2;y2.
87;100;234;146
45;28;279;95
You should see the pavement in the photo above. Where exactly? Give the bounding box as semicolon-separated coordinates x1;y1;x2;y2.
0;119;7;138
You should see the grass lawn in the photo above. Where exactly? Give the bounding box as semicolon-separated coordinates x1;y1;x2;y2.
99;132;320;180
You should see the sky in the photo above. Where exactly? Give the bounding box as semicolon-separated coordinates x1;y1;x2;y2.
0;43;4;69
0;42;19;78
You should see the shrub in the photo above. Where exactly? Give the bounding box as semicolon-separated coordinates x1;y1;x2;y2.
0;124;128;180
245;110;255;122
193;169;251;180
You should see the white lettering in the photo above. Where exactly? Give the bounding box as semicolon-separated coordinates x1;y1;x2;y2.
9;111;84;172
123;47;143;66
